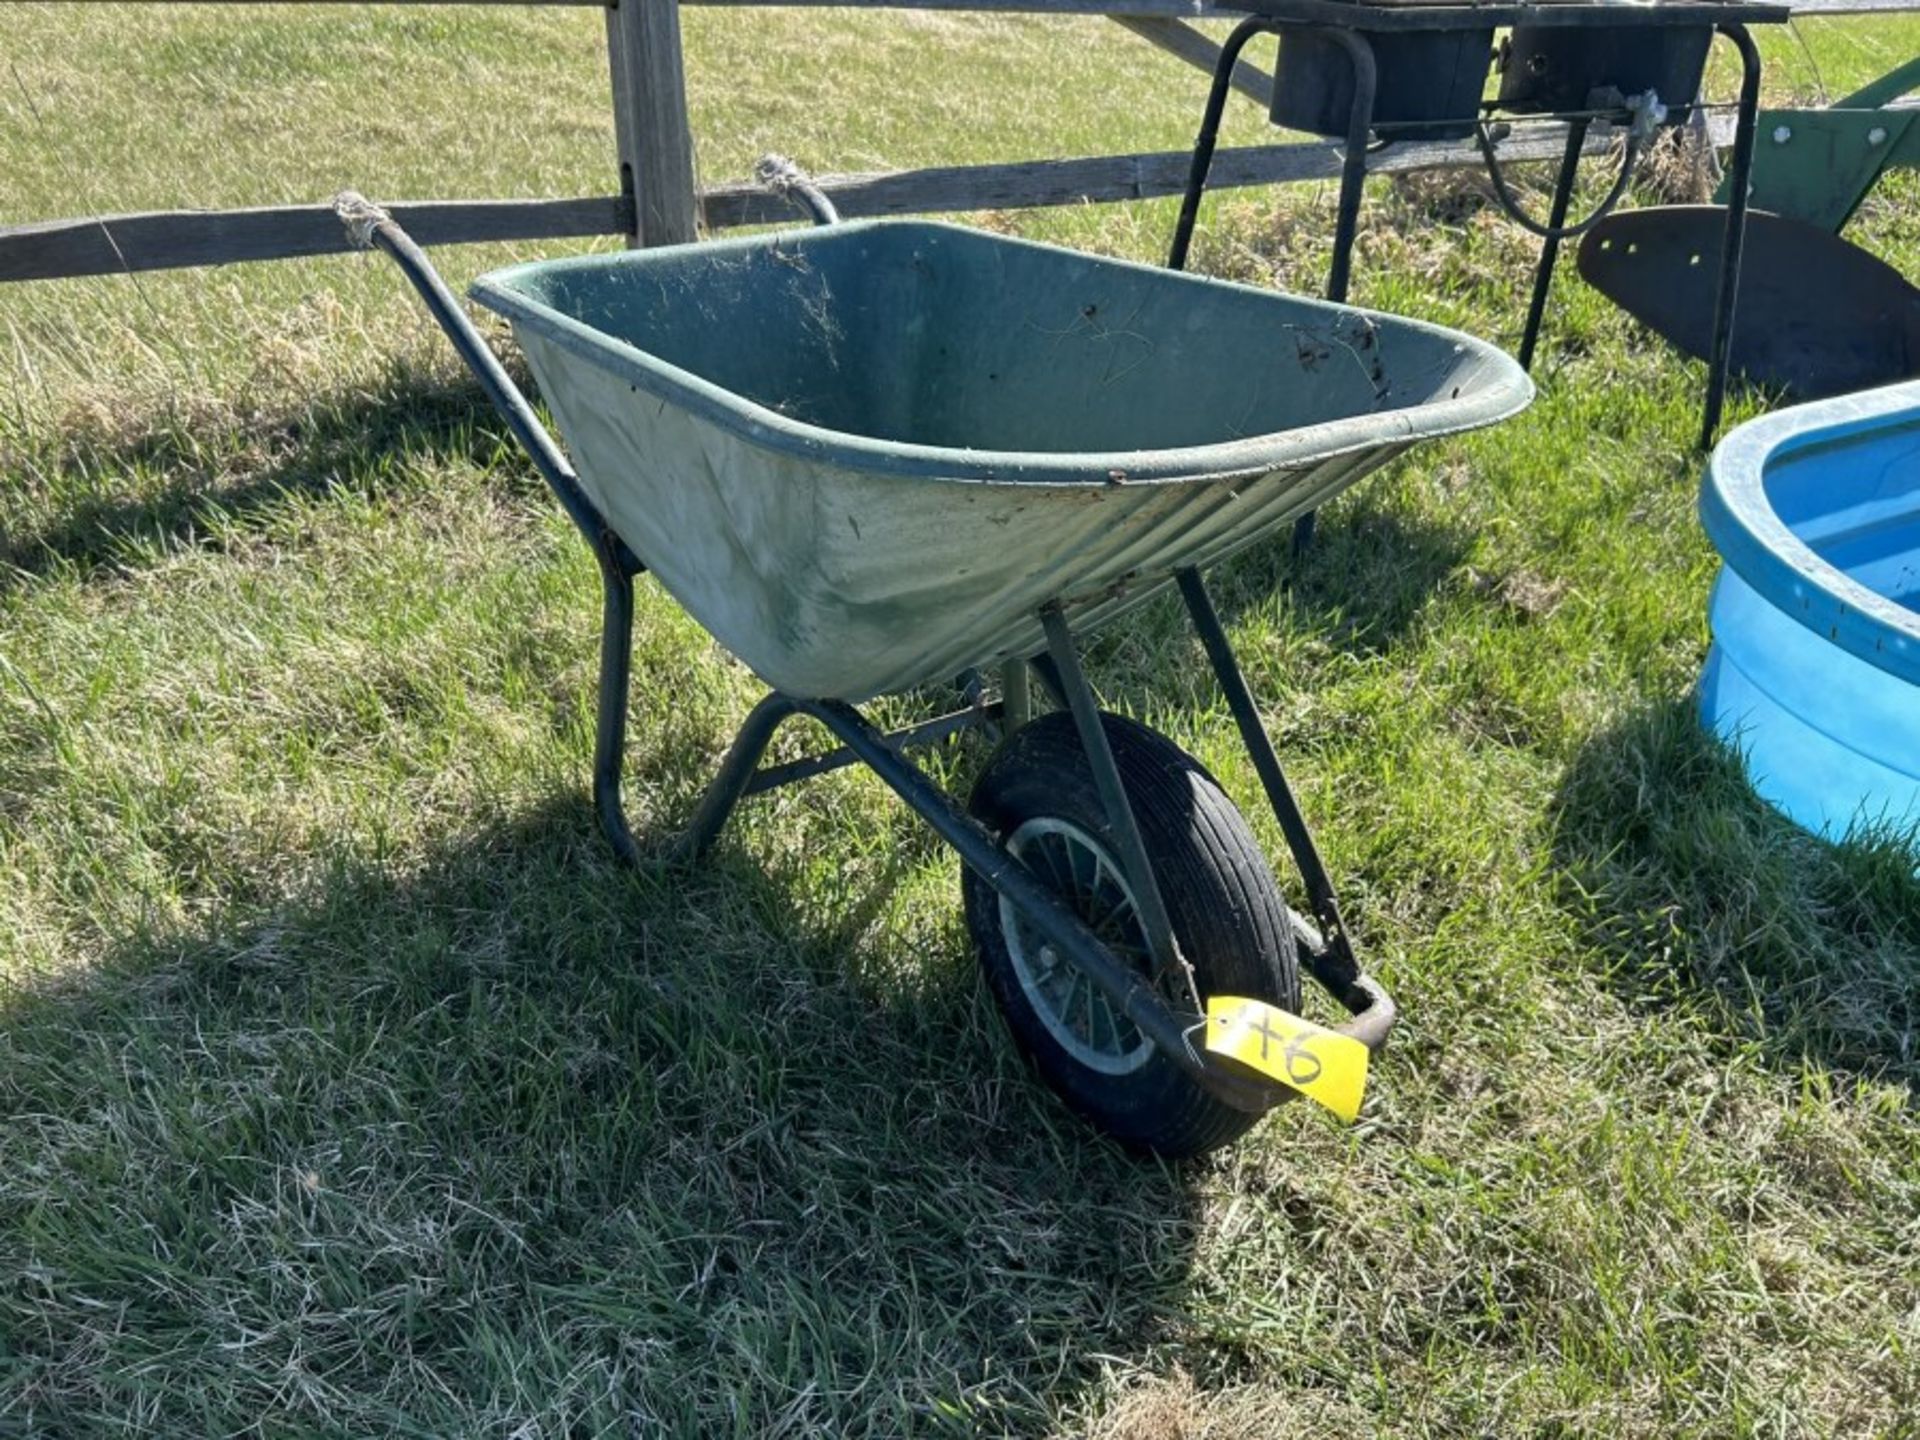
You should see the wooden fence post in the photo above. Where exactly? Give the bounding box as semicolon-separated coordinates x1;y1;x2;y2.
605;0;699;246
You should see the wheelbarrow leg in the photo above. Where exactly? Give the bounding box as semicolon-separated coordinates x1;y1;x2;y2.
333;194;662;864
671;693;804;862
1175;569;1383;1032
999;659;1033;733
591;539;647;866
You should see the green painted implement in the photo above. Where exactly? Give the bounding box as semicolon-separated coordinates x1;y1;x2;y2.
1732;58;1920;234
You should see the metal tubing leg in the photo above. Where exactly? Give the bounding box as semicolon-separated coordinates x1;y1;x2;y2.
1000;659;1033;733
1168;16;1272;272
671;692;804;862
1518;118;1591;373
798;697;1275;1113
1175;570;1391;1045
1321;29;1378;308
1702;24;1764;449
1037;605;1197;1007
592;545;646;866
341;197;655;861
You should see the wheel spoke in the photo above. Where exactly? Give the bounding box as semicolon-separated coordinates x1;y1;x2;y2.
1098;990;1121;1052
1052;962;1078;1015
1070;839;1098;899
1031;833;1074;897
996;814;1162;1073
1085;855;1124;928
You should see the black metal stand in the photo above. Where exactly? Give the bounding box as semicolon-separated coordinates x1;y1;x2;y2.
1168;15;1374;555
1517;118;1591;372
1514;23;1765;449
1166;1;1786;458
1701;23;1765;448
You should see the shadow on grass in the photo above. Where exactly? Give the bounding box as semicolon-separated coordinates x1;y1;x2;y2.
1548;695;1920;1086
0;786;1203;1432
1063;494;1473;739
1213;497;1473;658
0;358;532;592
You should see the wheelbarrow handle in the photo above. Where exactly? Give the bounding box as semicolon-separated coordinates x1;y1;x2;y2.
1330;974;1397;1053
329;192;636;573
754;154;841;227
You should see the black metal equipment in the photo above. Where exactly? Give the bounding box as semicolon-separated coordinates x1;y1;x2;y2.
1169;0;1791;464
1497;26;1716;119
1273;29;1492;140
1577;207;1920;401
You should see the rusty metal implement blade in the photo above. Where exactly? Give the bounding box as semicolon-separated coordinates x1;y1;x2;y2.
1577;206;1920;401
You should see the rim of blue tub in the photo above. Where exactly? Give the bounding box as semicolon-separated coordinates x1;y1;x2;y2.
1700;378;1920;690
469;219;1535;488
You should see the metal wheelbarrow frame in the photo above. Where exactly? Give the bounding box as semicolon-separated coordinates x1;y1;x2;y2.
334;190;1524;1150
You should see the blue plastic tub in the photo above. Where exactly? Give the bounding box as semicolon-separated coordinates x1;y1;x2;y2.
1699;379;1920;837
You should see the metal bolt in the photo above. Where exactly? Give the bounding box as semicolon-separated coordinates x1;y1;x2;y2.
1869;127;1889;146
1772;125;1793;144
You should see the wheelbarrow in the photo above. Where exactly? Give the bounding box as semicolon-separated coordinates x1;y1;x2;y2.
332;187;1531;1156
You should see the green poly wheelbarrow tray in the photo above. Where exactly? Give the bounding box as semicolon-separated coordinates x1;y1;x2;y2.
472;221;1531;702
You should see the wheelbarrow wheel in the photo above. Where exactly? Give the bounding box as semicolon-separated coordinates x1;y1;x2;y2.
962;710;1300;1158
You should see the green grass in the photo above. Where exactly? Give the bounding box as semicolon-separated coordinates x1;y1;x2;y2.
4;6;1920;1435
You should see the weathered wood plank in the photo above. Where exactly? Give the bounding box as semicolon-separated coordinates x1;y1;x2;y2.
605;0;699;245
702;115;1737;227
0;106;1750;284
1110;17;1274;109
0;196;629;283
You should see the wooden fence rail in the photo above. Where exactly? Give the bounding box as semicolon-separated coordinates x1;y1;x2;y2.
0;197;630;284
697;116;1747;227
2;0;1910;283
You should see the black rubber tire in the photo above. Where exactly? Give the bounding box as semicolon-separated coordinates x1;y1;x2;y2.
963;710;1300;1158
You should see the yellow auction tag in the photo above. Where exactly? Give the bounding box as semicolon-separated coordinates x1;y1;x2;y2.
1204;995;1371;1123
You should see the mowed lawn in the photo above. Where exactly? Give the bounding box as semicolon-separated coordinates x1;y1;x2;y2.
4;6;1920;1436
